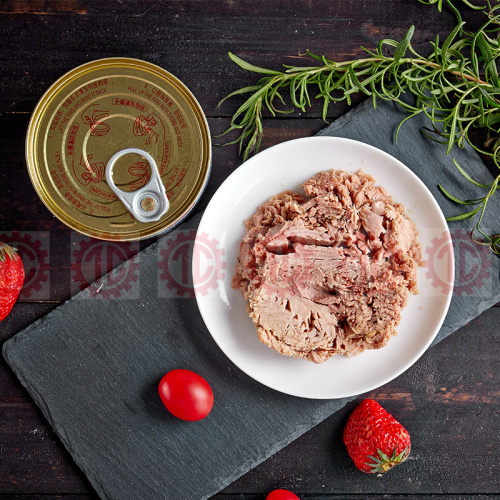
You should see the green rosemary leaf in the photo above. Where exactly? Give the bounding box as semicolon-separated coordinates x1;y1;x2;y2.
447;1;464;25
377;37;394;57
301;76;312;108
476;32;500;87
460;0;486;10
302;50;324;62
267;88;292;115
394;26;415;63
284;64;324;72
477;87;500;110
446;107;459;153
418;0;443;11
438;184;481;204
228;52;283;75
348;65;372;95
453;158;492;187
483;111;500;126
217;85;264;108
446;205;483;221
441;22;465;64
290;75;304;110
360;45;379;58
214;124;242;140
431;35;441;62
394;109;423;142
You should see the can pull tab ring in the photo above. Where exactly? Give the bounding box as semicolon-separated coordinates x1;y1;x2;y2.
106;148;169;224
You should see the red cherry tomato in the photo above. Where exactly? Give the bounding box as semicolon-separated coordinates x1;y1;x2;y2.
158;369;214;421
266;489;300;500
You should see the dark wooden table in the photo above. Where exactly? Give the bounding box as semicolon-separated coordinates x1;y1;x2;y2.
1;1;499;499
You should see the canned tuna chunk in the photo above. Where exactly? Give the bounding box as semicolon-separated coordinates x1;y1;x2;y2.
26;58;211;241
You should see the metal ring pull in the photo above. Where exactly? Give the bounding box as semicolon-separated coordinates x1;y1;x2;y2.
105;148;169;223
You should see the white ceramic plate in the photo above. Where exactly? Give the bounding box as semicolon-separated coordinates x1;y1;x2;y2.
193;137;454;399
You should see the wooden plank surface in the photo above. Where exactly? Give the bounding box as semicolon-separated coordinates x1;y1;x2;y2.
1;1;499;499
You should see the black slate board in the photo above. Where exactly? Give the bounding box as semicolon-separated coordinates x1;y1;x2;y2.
4;98;500;500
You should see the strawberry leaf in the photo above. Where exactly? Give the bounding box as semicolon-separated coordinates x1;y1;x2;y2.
0;243;20;263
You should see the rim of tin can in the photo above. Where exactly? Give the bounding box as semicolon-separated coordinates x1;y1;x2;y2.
26;57;212;241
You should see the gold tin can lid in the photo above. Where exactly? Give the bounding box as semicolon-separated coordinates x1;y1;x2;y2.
26;58;211;241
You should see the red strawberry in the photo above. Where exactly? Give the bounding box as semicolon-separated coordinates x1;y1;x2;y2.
343;399;411;475
0;243;25;321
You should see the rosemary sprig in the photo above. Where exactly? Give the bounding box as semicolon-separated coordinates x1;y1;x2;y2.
218;27;419;161
439;159;500;253
218;6;500;253
219;17;500;161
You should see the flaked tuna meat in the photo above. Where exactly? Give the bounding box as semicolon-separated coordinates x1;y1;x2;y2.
232;169;423;363
359;205;385;238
